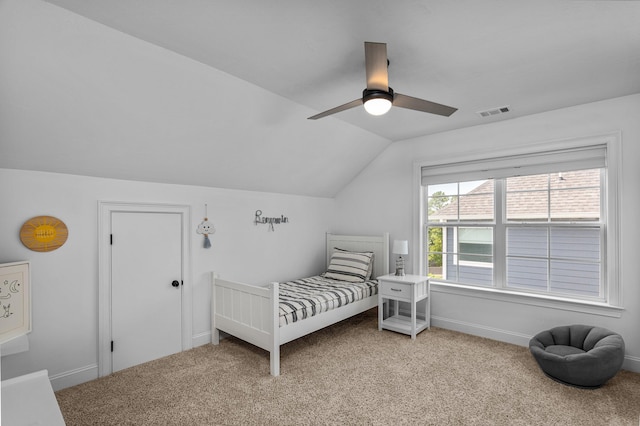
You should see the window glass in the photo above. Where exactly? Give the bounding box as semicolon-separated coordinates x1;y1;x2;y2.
506;190;548;221
506;227;547;257
459;193;494;222
550;189;600;221
506;169;601;222
506;257;548;291
427;182;458;197
506;173;548;191
426;168;603;301
462;180;493;194
550;260;600;297
549;227;600;261
427;226;444;280
427;180;493;223
459;228;493;263
549;170;600;189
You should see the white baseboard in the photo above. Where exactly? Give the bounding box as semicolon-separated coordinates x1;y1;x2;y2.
49;364;98;391
432;316;640;373
192;331;212;348
48;333;212;392
431;316;532;347
622;355;640;373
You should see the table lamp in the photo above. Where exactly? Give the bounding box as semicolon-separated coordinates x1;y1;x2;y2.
392;240;408;276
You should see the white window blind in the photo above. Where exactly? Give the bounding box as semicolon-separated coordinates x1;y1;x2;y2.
421;144;606;186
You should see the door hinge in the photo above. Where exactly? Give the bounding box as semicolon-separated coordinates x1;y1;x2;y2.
111;341;114;352
110;234;113;245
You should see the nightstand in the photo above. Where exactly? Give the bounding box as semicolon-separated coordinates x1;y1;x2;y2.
377;274;430;339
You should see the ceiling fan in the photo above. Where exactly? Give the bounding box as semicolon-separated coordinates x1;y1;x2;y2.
308;42;457;120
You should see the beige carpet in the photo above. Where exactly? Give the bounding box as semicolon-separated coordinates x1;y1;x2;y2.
56;310;640;425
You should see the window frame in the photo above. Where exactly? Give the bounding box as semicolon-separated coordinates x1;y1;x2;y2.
413;133;622;313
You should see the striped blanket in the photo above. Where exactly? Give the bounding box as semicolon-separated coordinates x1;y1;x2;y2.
278;275;378;327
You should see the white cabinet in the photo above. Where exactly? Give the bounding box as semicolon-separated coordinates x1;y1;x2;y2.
377;274;430;339
1;370;65;425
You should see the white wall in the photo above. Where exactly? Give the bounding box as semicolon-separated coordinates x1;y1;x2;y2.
0;169;333;388
333;93;640;372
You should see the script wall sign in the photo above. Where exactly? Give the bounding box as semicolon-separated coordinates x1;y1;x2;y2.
254;210;289;232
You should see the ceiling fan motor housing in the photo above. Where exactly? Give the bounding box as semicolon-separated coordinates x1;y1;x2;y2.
362;87;394;103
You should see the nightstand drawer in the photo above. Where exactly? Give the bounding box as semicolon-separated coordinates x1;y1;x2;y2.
380;281;411;299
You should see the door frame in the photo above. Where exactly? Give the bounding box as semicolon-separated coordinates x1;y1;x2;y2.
98;201;192;377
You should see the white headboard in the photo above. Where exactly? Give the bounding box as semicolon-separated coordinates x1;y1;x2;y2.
326;233;390;279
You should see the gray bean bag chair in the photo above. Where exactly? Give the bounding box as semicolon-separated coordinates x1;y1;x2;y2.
529;325;625;388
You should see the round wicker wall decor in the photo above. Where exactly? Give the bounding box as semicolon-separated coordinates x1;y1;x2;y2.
20;216;69;252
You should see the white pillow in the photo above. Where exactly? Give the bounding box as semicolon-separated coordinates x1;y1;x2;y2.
324;248;374;282
335;248;375;279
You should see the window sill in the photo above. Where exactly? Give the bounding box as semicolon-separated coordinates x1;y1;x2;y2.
430;281;624;318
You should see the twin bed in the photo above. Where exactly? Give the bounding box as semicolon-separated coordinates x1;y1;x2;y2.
211;233;389;376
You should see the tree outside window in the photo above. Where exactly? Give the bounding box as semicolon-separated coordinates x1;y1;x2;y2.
427;191;450;277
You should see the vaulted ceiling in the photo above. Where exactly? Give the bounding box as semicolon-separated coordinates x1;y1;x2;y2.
1;0;639;197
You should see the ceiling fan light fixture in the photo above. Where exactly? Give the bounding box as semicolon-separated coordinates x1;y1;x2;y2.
363;88;394;116
364;98;392;116
308;42;457;120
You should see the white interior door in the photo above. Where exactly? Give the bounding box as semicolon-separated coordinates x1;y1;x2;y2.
111;211;183;372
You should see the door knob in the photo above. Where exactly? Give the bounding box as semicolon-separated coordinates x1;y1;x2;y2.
171;280;180;288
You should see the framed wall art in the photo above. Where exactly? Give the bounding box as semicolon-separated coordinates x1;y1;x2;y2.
20;216;68;252
0;261;31;343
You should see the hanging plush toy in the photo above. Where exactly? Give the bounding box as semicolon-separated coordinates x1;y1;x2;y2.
197;204;215;248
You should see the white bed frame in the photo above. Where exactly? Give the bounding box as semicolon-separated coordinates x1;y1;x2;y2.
211;233;389;376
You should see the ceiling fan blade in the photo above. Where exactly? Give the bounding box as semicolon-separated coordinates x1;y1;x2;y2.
393;93;458;117
307;98;362;120
364;42;388;91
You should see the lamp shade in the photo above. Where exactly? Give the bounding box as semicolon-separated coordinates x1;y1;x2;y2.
392;240;409;255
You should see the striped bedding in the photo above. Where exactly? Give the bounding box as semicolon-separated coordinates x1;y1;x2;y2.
278;275;378;327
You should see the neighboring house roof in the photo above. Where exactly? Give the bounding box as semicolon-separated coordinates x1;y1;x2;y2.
429;169;600;221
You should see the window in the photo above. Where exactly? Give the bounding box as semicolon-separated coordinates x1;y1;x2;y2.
427;180;495;286
504;171;601;299
420;138;620;305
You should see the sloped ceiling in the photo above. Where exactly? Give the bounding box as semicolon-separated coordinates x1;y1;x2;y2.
1;0;640;197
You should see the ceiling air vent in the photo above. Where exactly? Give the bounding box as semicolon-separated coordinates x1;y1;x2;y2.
477;105;510;118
